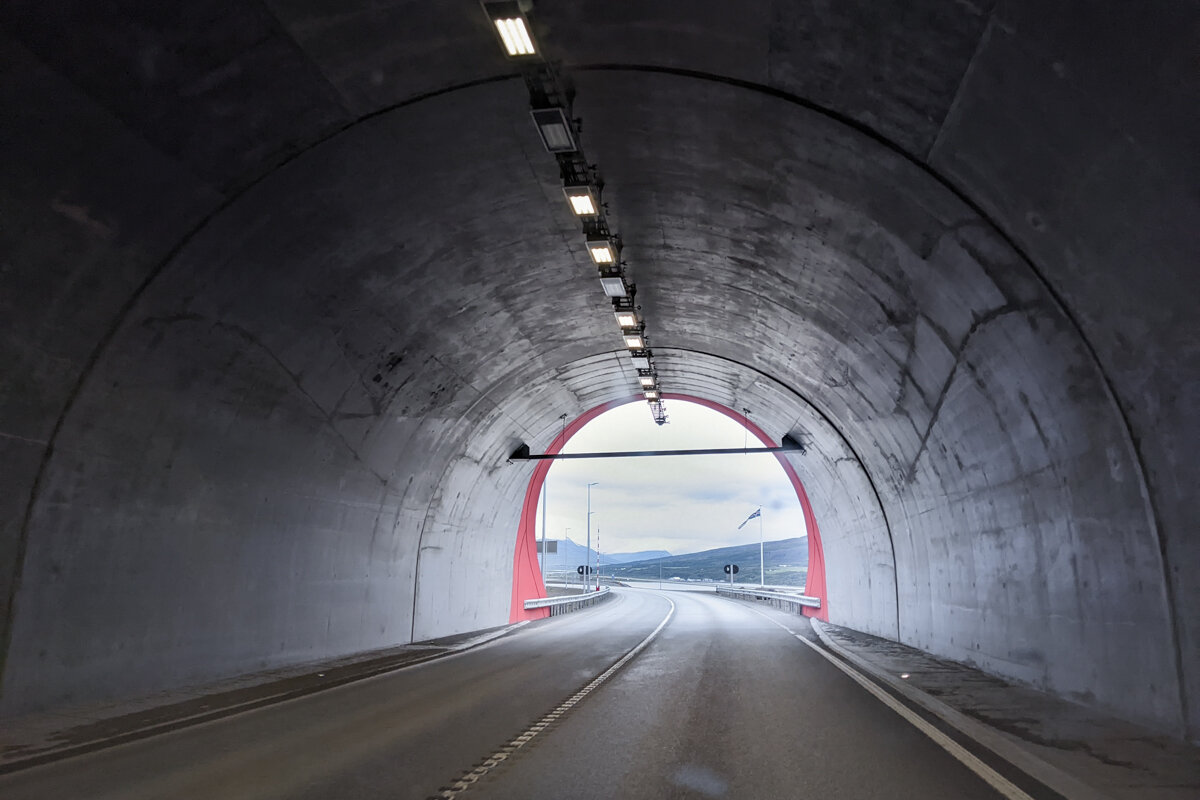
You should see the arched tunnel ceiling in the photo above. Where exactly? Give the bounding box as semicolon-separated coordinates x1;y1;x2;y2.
0;2;1196;738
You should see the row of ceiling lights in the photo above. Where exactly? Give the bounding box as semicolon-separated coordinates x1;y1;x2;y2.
482;1;669;425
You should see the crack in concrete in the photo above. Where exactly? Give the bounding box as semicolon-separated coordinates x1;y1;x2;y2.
904;304;1019;484
141;314;388;485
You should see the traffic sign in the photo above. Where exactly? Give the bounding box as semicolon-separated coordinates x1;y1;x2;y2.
577;565;592;575
723;564;739;574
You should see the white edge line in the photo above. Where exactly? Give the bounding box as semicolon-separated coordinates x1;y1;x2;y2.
737;603;1037;800
4;619;538;774
431;595;677;798
808;620;1109;800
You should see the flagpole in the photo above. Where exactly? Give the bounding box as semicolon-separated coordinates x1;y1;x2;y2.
759;509;764;587
540;478;547;585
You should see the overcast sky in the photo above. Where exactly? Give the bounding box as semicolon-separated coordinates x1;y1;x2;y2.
534;399;807;557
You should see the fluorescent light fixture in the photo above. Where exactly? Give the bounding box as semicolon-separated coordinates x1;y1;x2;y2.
483;2;537;57
614;309;638;328
599;276;629;297
644;390;660;400
639;375;656;388
494;17;535;55
587;236;616;265
629;350;651;369
623;334;644;349
598;265;629;297
530;107;577;153
563;184;600;217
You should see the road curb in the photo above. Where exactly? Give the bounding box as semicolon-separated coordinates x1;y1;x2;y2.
0;620;529;775
809;619;1108;800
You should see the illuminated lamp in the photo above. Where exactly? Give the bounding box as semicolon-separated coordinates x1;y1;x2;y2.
612;296;638;328
563;183;600;217
586;235;617;265
482;2;538;57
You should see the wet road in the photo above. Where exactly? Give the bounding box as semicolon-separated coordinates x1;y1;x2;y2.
0;587;1026;798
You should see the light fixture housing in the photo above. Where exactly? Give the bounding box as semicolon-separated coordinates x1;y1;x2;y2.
629;349;652;370
644;390;660;401
599;277;628;297
612;295;638;327
597;265;629;298
586;235;618;265
638;372;657;388
530;107;577;153
623;333;645;349
563;183;600;217
482;2;538;58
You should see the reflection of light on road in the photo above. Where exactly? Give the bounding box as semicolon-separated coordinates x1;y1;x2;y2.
673;763;729;797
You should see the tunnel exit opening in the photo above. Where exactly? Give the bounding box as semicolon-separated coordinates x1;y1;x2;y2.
510;394;828;623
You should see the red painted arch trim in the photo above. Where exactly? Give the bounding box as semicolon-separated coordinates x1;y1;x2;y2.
509;399;630;622
509;395;829;622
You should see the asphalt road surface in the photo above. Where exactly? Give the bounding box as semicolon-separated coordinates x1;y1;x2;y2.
0;588;1028;799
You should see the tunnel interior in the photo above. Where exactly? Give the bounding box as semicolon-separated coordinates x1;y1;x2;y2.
0;2;1195;742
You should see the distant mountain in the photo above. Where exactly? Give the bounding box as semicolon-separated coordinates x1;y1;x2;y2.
536;539;672;573
605;549;675;564
606;537;809;586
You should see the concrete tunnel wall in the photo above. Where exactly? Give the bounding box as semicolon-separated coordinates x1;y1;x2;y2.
0;2;1196;739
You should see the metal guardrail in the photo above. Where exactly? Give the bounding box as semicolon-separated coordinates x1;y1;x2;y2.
716;585;821;610
524;587;612;615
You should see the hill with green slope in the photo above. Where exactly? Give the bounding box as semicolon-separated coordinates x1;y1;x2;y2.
607;537;808;586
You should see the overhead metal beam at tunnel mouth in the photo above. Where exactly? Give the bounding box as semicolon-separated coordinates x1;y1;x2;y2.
507;433;806;462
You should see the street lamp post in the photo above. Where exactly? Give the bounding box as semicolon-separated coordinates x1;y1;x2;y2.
586;482;598;593
540;478;547;583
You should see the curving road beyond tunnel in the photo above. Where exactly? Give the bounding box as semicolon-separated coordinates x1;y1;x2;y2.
1;590;1063;798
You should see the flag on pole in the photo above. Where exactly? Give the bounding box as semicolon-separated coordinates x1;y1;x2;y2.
737;508;761;530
